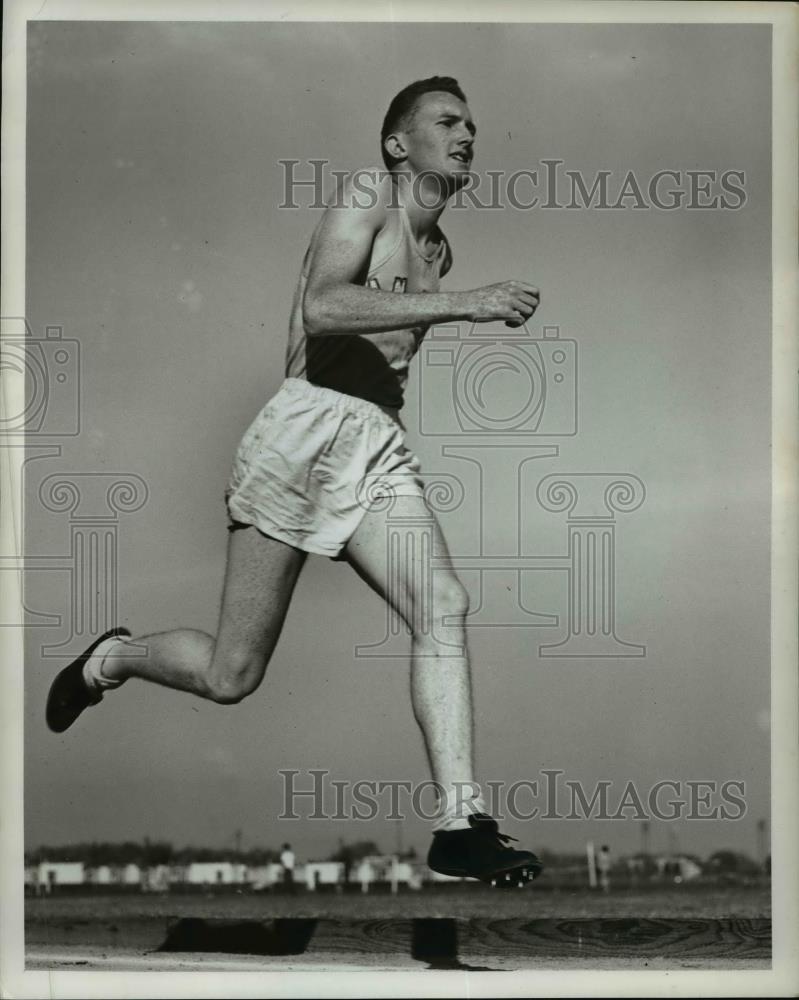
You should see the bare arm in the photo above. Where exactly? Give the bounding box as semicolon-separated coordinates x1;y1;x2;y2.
302;177;539;336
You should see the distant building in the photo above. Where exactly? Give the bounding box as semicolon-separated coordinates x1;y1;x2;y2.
87;865;113;885
36;862;85;890
184;861;247;885
115;862;142;886
304;861;343;890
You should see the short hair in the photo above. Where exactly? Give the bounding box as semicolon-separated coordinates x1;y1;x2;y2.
380;76;467;169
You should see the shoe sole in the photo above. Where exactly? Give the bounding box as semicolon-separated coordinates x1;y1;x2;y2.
432;860;544;886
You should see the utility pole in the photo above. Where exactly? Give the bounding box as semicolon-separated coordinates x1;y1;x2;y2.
640;820;651;858
756;818;767;869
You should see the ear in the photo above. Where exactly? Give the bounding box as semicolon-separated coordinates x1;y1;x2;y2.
383;132;407;164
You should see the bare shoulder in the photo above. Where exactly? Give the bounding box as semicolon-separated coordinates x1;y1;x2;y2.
304;167;396;285
328;165;395;221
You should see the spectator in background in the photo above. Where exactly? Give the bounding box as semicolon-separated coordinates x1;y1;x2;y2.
596;844;611;893
280;842;296;894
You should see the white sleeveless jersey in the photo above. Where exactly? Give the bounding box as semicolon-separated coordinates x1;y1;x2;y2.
285;201;449;409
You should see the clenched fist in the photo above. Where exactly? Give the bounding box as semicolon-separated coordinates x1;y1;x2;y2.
466;280;540;328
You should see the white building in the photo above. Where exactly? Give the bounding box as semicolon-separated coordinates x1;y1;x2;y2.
36;862;85;888
184;861;247;885
115;862;142;886
88;865;113;885
304;861;343;889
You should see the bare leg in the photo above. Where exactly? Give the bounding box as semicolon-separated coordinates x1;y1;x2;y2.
101;525;307;704
344;495;544;882
342;494;475;793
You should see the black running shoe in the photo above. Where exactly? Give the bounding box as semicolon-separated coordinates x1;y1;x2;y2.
45;628;131;733
427;813;544;888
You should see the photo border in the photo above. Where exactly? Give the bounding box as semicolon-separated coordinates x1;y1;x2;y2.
2;1;796;997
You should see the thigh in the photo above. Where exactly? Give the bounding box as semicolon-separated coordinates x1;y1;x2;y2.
342;492;464;635
213;524;308;673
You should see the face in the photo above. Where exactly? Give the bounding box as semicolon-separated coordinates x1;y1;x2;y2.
389;91;476;193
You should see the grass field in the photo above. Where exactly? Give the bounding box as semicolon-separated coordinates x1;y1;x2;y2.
26;881;771;922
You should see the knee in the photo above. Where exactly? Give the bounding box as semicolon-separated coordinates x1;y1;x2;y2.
207;682;250;706
207;650;263;705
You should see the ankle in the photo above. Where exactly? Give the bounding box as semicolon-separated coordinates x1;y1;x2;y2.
432;782;487;833
82;635;133;691
98;639;131;682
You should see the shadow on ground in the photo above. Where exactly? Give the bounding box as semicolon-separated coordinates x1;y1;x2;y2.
158;916;500;969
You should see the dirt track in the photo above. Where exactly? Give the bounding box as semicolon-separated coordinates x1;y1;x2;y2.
25;886;772;972
25;944;771;972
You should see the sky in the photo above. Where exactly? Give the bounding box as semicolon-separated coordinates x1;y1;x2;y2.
23;20;772;863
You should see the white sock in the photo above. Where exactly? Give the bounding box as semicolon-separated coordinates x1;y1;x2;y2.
432;782;488;833
82;636;133;694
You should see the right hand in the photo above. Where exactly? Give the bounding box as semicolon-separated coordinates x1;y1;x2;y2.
467;281;541;327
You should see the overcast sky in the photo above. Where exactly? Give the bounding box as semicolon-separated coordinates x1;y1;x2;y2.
24;20;771;862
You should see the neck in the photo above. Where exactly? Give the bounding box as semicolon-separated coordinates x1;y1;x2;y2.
390;170;449;238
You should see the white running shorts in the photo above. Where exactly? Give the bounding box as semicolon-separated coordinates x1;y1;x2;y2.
224;377;426;558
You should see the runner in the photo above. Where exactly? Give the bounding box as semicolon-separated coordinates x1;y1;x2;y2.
46;76;543;888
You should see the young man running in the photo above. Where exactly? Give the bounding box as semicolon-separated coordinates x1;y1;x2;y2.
47;77;543;888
